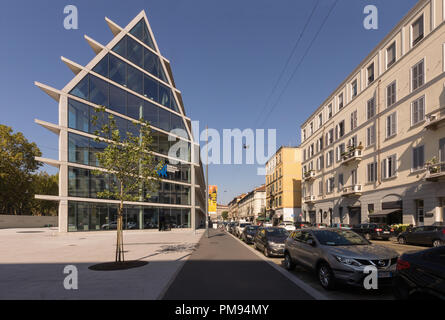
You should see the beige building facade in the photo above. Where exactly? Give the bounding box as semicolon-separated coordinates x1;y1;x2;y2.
301;0;445;227
237;185;266;222
266;147;302;223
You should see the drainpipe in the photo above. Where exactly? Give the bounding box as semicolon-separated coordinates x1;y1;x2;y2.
377;79;382;185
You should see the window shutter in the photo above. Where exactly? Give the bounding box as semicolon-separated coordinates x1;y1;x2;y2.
413;148;418;169
391;113;397;135
419;146;424;168
382;160;387;179
391;155;397;176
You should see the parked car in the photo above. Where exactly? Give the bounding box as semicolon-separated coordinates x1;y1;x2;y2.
253;227;289;257
397;225;445;247
241;225;260;244
352;223;393;240
263;222;273;227
101;221;117;230
312;223;328;229
393;246;445;299
235;222;252;237
227;222;237;234
283;228;399;290
331;223;352;229
279;221;296;232
295;222;313;229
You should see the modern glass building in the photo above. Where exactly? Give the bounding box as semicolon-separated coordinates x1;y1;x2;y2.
34;11;206;232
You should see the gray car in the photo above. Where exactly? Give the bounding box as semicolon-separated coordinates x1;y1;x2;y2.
284;228;399;290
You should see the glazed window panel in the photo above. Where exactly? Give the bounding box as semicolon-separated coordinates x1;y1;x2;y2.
158;107;172;132
89;75;109;107
143;48;159;78
112;37;127;58
89;138;107;167
68;98;89;132
70;76;89;101
159;84;171;109
93;54;109;78
126;65;143;95
143;100;159;127
143;75;159;102
127;94;144;120
126;36;144;67
68;167;89;198
109;55;127;86
109;85;127;116
68;133;89;165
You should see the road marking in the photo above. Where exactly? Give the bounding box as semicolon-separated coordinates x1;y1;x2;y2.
227;231;330;300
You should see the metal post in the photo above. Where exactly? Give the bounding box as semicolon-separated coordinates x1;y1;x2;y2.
206;125;209;238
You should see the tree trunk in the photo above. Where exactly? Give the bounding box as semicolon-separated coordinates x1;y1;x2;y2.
116;186;125;262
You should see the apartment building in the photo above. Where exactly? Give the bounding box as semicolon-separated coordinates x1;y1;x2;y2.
266;146;302;223
300;0;445;227
34;11;206;232
228;194;246;221
237;185;266;222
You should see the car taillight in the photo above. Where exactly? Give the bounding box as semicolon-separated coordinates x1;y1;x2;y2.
442;228;445;235
375;228;382;232
396;258;410;271
390;228;394;232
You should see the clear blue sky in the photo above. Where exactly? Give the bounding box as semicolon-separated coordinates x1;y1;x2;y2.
0;0;418;204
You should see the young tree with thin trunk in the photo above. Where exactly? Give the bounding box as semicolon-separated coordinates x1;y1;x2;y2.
91;107;162;262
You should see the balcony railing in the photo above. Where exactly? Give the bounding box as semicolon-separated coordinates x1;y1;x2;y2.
425;109;445;130
425;162;445;181
303;170;316;181
304;195;316;204
341;147;363;165
342;184;362;197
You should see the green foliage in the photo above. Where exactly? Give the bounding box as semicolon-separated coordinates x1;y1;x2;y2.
91;106;162;203
0;124;43;215
221;211;229;221
31;172;58;216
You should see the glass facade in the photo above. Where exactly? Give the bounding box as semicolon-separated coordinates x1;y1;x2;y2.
68;99;190;160
68;166;191;205
68;201;190;231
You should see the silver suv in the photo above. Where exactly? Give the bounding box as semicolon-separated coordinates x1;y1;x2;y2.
284;228;399;290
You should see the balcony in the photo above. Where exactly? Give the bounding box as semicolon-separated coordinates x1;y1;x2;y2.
341;147;362;166
303;170;316;182
425;110;445;130
425;162;445;182
304;195;316;204
342;185;362;197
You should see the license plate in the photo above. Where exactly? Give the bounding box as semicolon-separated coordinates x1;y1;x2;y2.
378;271;392;278
383;231;390;234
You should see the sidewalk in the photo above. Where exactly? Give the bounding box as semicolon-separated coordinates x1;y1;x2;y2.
162;229;314;300
0;228;203;299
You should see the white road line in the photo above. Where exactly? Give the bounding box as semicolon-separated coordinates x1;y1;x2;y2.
227;231;330;300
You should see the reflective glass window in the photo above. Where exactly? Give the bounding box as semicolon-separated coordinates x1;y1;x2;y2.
143;100;159;127
127;65;143;94
70;76;89;100
109;85;126;115
143;75;159;102
127;94;144;120
89;75;109;106
159;84;171;109
112;37;126;58
68;99;89;132
143;48;159;78
89;138;107;167
68;133;89;165
127;37;143;67
93;54;109;78
68;167;89;198
158;108;171;132
109;55;126;86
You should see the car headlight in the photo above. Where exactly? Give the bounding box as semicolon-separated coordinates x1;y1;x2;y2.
334;255;362;267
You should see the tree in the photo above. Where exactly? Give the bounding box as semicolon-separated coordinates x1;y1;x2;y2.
32;172;58;216
0;125;42;214
221;211;229;221
91;107;162;262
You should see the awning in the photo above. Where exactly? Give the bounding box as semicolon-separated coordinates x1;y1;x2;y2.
369;209;401;217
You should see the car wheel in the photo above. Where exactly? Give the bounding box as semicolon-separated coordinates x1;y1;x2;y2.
284;252;296;270
253;242;258;250
264;246;270;258
398;237;406;245
318;262;336;290
433;239;443;247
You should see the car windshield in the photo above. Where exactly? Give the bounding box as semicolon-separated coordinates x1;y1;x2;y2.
314;229;370;246
246;226;259;231
240;223;250;227
265;228;289;236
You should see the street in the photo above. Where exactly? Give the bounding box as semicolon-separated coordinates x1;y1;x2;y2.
163;228;428;300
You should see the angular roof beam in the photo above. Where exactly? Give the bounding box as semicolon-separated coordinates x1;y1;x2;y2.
34;82;61;102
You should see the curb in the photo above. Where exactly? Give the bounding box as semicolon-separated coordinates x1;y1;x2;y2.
227;230;330;300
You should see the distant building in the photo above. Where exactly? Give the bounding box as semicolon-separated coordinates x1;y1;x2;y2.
237;185;266;223
228;194;246;221
266;146;302;224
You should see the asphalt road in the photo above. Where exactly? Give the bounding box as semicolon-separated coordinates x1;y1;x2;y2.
161;228;315;300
